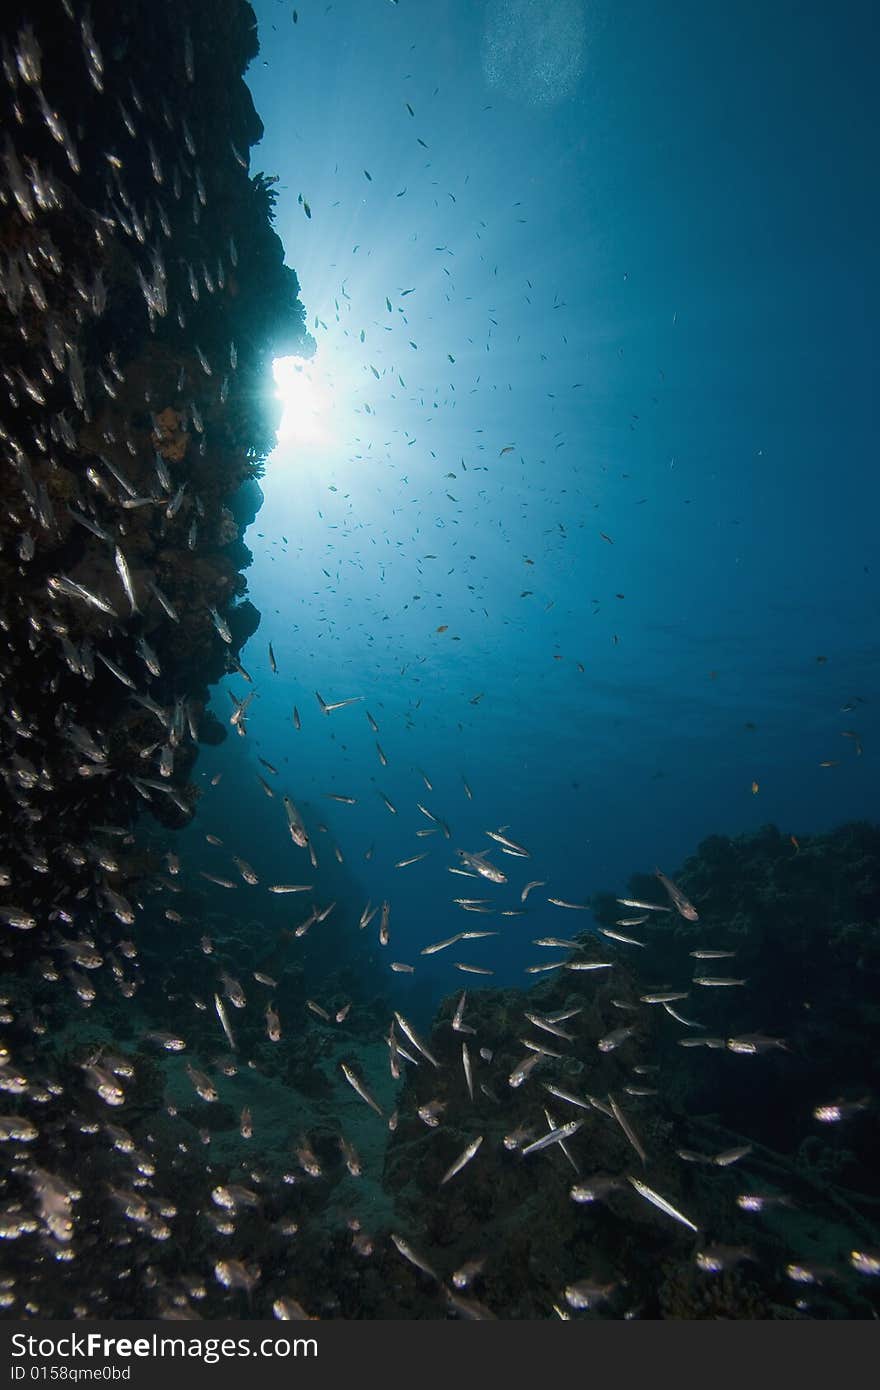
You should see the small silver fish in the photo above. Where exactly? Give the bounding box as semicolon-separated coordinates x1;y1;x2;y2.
457;849;506;884
692;976;748;987
282;796;308;848
393;1012;439;1067
440;1135;483;1185
185;1064;217;1102
598;1026;636;1052
521;1121;582;1157
340;1063;383;1117
213;993;236;1051
48;575;117;618
452;992;474;1035
462;1043;474;1100
609;1094;647;1165
627;1175;698;1232
508;1051;547;1088
655;867;699;921
148;579;179;622
114;545;139;614
521;880;546;902
564;1280;617;1311
616;897;670;912
315;691;363;714
452;1258;486;1290
208;606;231;643
544;1084;591;1110
421;933;463;955
390;1233;439;1282
713;1144;753;1167
485;828;530;857
598;927;645;947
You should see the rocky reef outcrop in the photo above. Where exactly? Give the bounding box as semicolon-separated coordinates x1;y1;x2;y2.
0;0;313;952
375;823;880;1318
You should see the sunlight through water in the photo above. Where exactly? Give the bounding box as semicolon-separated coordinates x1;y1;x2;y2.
273;353;336;450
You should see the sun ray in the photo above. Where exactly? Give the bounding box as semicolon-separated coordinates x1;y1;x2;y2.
273;354;335;449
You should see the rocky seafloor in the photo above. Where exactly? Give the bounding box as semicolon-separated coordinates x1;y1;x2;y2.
1;809;878;1318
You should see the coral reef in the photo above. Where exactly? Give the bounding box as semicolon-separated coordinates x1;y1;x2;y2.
0;0;313;961
592;824;880;1184
371;825;880;1318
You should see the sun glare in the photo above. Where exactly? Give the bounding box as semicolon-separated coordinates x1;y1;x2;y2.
273;354;335;450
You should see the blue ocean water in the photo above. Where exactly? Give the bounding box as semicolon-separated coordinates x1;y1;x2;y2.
194;0;877;1009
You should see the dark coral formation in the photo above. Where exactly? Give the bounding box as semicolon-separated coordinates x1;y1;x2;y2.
0;1;312;954
372;824;880;1319
2;797;880;1315
592;824;880;1180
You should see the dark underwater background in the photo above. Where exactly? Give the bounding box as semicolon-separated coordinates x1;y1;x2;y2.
0;0;878;1320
